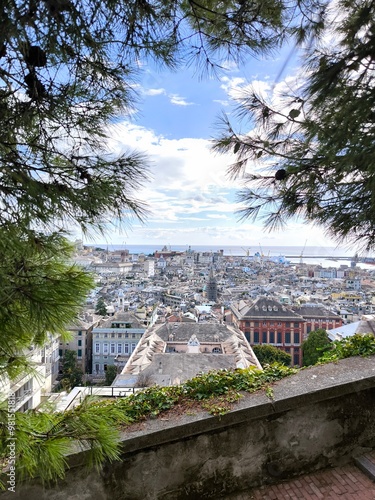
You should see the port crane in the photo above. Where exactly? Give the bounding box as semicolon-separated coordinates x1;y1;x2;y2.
300;239;307;265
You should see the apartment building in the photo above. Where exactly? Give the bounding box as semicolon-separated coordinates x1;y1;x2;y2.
0;334;59;412
231;296;305;366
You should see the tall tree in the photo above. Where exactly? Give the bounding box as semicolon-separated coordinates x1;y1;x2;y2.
301;329;331;366
213;0;375;251
60;350;83;391
0;230;93;381
105;365;118;386
0;0;303;238
95;297;108;317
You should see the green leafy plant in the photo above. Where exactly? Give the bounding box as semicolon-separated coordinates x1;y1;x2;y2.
301;329;331;366
318;334;375;363
252;344;291;367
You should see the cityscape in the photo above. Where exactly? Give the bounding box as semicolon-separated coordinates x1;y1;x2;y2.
2;0;375;496
6;240;375;414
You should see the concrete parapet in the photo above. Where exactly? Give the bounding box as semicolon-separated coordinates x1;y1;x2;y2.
2;356;375;499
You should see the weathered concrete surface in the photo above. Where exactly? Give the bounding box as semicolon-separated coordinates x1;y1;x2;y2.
2;356;375;499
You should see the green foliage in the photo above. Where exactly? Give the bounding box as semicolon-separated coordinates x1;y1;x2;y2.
0;364;296;484
318;334;375;363
60;350;83;391
0;399;126;485
252;344;291;367
301;329;331;366
213;0;375;250
104;365;118;386
183;363;296;401
0;0;300;237
117;386;183;421
95;297;108;317
0;230;94;380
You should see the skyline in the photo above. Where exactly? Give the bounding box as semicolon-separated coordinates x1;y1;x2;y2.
81;42;345;251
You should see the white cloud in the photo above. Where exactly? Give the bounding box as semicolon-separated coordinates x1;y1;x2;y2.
169;94;194;106
206;214;230;220
213;99;230;106
107;121;243;193
144;88;165;96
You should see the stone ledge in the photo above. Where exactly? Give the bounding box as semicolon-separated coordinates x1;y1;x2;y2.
3;355;375;499
115;356;375;457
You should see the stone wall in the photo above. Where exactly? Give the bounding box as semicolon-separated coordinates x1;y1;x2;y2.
2;356;375;499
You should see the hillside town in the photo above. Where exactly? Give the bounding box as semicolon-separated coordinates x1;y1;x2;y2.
4;241;375;413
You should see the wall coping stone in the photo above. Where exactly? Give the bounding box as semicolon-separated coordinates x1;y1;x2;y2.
67;355;375;467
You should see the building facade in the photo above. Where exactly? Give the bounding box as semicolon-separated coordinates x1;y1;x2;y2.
91;311;146;375
59;314;101;374
231;297;305;366
293;305;343;334
0;334;59;412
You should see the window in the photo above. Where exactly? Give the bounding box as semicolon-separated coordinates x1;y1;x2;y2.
77;349;82;358
212;347;222;353
277;322;282;326
262;331;267;343
245;321;250;327
95;363;100;373
103;343;109;355
307;326;311;333
253;331;259;343
117;344;122;354
78;340;82;347
286;322;290;327
118;333;122;338
294;322;299;328
131;343;136;352
95;343;100;354
254;321;259;327
262;321;267;326
277;332;282;344
132;333;136;338
285;331;291;344
78;331;82;336
269;331;275;343
294;353;300;366
59;349;63;357
125;333;129;338
111;333;115;338
110;343;115;354
124;343;129;354
294;332;300;344
104;333;108;338
104;364;108;371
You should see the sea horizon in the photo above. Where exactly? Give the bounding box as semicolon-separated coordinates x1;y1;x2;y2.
84;243;356;258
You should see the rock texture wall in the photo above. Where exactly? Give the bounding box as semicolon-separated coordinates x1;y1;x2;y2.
2;356;375;499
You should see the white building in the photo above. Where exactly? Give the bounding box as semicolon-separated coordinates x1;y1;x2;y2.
0;335;60;412
144;259;155;277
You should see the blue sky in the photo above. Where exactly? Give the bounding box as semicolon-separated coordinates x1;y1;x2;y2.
84;44;342;250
